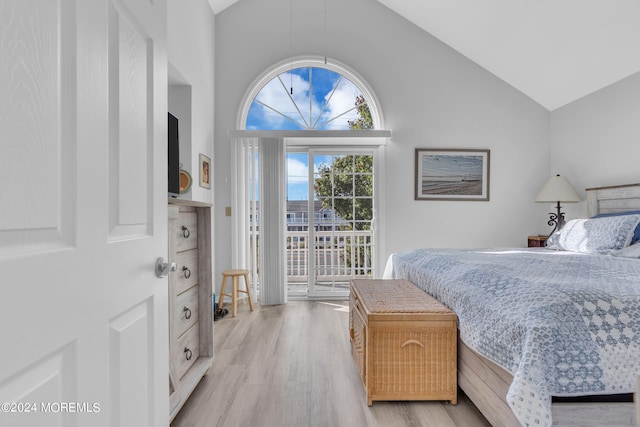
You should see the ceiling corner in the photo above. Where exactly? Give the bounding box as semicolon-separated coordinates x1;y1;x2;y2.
207;0;240;15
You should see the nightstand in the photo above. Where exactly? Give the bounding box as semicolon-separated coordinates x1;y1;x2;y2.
528;235;547;247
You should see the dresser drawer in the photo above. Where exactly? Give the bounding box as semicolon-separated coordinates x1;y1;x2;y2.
174;211;198;253
174;322;200;380
174;250;198;295
175;285;199;337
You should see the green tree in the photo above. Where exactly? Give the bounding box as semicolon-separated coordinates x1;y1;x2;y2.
314;155;373;231
347;95;373;130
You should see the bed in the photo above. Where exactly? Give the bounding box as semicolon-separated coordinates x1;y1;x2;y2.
384;183;640;427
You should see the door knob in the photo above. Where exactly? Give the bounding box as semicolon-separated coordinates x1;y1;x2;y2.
155;257;177;278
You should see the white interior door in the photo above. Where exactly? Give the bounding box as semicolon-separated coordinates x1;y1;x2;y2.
0;1;168;426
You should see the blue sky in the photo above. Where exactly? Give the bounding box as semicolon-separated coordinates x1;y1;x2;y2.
286;153;334;201
287;153;309;200
246;67;362;131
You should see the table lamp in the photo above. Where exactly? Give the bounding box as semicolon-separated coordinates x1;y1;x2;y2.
535;174;581;235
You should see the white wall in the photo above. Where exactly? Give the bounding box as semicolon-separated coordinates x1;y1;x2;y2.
167;0;216;298
214;0;552;281
168;0;215;204
550;71;640;220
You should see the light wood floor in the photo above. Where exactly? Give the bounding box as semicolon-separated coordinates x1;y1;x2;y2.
171;301;491;427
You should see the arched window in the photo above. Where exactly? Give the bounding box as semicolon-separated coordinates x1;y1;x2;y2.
233;57;388;303
239;57;383;131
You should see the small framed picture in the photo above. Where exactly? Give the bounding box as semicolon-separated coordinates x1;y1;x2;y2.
415;148;490;201
199;154;211;189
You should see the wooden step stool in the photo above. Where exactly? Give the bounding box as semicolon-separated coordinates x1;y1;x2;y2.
219;269;254;317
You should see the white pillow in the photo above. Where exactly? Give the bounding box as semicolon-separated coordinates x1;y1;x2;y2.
611;242;640;258
546;215;640;254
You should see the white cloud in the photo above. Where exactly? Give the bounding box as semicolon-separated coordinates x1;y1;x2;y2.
287;157;308;183
256;72;324;129
318;78;361;129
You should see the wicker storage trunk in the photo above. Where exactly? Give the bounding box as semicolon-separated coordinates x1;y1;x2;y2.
349;279;457;406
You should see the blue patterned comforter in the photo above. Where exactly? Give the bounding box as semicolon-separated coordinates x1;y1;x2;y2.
387;248;640;427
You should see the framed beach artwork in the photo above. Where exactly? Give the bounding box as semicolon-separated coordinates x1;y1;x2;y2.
199;154;211;189
415;148;490;201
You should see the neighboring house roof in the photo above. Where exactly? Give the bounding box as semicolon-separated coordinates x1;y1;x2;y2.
286;200;325;214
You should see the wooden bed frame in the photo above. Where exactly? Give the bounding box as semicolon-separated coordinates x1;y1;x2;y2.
457;183;640;427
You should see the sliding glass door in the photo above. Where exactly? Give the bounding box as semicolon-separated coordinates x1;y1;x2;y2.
286;148;376;299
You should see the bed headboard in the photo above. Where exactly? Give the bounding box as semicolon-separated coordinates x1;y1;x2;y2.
586;183;640;217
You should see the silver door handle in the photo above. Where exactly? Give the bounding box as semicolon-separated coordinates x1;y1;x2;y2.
155;257;177;278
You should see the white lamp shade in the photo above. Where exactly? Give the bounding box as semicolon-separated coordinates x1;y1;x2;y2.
535;175;581;203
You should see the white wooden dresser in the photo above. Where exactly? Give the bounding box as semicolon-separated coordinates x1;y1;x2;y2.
167;199;214;420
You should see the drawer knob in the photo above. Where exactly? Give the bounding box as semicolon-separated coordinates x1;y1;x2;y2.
183;306;192;319
181;225;190;239
401;339;425;348
184;347;192;361
182;266;191;279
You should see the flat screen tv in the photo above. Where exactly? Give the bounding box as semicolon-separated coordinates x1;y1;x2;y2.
168;112;180;197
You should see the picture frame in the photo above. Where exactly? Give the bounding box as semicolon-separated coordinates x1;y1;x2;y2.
415;148;490;201
199;154;211;189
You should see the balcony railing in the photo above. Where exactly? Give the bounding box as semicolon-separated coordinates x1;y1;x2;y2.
250;230;373;287
285;230;373;283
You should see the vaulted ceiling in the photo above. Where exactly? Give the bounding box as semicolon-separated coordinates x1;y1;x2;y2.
208;0;640;111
